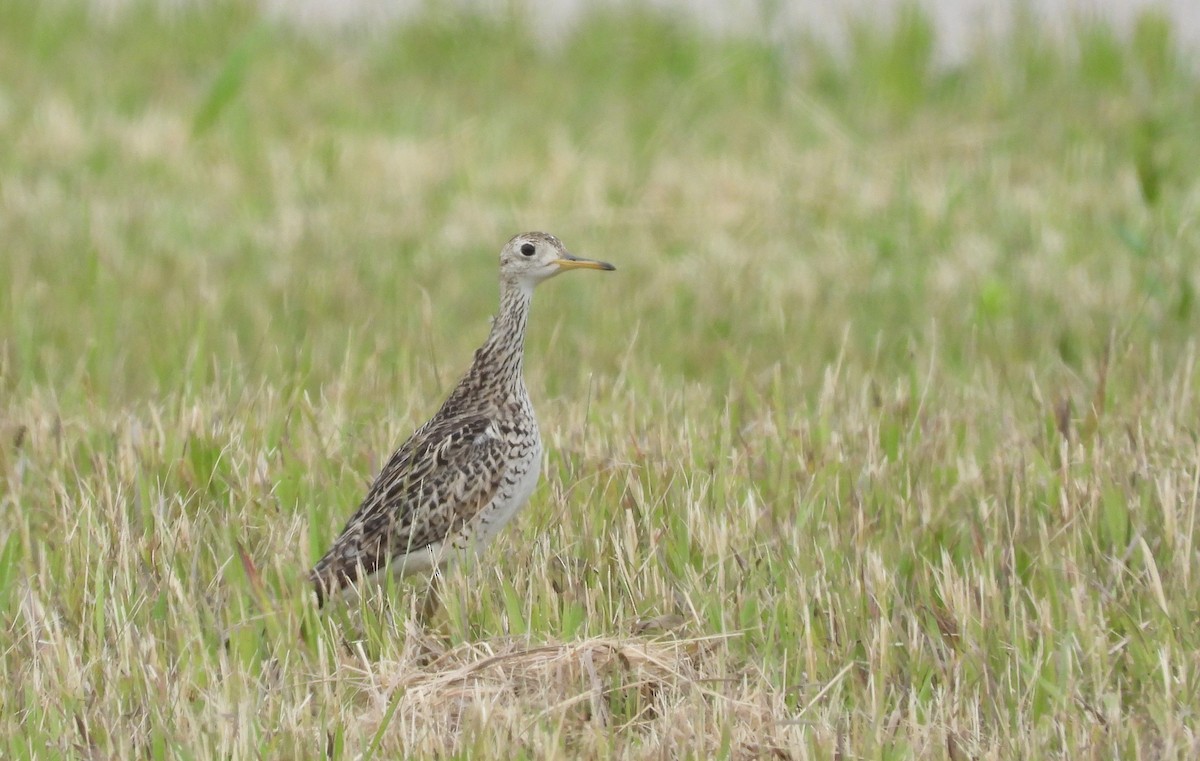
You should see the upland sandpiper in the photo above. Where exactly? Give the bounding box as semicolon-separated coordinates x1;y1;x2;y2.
309;232;614;607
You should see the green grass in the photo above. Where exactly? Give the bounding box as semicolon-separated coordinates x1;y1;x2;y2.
2;1;1200;757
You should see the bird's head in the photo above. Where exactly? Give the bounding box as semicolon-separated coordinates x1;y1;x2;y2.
499;232;615;289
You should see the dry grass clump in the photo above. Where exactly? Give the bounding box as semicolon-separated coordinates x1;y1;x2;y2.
344;630;800;758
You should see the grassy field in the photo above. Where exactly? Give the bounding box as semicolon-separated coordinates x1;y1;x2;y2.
2;1;1200;758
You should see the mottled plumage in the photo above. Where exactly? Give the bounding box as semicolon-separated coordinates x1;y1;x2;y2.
310;232;614;607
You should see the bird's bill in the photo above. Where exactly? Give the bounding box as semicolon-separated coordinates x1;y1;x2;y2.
556;253;616;271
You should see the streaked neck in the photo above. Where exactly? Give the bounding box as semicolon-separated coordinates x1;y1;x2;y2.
470;278;533;395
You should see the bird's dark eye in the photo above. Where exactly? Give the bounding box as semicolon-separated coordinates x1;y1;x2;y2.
520;243;536;256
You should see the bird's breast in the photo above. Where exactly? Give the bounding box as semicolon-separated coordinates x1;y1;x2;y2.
476;435;542;543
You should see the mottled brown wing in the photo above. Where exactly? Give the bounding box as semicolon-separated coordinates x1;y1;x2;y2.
309;415;504;605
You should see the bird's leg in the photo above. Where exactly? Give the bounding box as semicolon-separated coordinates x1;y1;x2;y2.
416;563;444;628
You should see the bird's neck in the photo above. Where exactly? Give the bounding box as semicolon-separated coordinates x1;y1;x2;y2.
467;278;533;398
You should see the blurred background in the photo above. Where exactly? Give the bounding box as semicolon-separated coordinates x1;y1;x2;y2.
3;0;1198;405
259;0;1200;66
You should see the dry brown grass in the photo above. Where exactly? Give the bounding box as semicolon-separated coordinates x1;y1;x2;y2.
339;630;801;758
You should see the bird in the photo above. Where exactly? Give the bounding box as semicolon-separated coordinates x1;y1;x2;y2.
309;232;614;607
